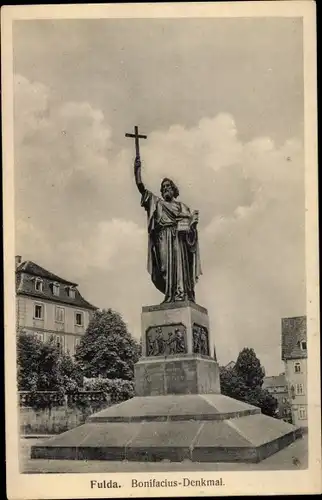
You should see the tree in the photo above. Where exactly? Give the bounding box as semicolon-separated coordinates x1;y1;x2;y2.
75;308;141;380
58;351;83;393
17;330;82;393
17;330;44;392
220;347;278;418
234;347;265;389
219;365;248;401
245;387;279;417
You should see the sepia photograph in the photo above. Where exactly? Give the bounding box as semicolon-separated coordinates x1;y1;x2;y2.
2;2;320;499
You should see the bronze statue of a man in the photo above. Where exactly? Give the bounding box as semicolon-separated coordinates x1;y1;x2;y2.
134;156;202;303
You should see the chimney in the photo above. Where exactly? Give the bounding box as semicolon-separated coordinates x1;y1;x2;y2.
15;255;22;269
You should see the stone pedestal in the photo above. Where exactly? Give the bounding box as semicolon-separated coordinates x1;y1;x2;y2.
136;301;220;397
141;301;215;358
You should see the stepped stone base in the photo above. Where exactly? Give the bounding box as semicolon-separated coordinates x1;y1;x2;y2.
31;394;302;463
30;302;302;463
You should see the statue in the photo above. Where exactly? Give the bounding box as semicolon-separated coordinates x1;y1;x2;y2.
192;324;209;356
148;327;166;356
126;125;202;303
167;328;186;354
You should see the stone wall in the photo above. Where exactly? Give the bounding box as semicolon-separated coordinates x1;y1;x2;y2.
19;391;111;435
20;406;88;435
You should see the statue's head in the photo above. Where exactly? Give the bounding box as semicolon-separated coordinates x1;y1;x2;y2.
160;178;179;201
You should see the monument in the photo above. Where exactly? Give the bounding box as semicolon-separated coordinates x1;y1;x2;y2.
31;126;301;463
127;126;220;398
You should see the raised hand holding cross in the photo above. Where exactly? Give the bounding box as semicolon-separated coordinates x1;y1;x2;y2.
125;125;147;159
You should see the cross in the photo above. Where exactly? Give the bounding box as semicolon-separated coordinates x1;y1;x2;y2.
125;125;147;158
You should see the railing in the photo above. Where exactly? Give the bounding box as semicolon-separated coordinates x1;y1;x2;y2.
19;390;109;408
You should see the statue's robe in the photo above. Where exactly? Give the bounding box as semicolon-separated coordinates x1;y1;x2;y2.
141;189;202;303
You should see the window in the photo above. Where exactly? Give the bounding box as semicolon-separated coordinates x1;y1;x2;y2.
55;306;65;323
67;286;76;299
52;282;60;296
35;278;43;292
301;341;307;350
34;332;43;341
75;337;81;348
298;406;307;420
53;334;64;352
75;312;84;326
34;303;44;320
295;383;304;396
294;362;301;373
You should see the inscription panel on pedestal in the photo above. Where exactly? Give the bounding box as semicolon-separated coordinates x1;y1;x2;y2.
143;362;165;396
146;323;187;356
192;323;210;356
165;361;188;394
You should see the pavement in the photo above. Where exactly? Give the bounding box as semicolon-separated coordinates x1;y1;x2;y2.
20;434;308;474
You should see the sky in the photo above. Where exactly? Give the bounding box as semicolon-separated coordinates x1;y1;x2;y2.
13;17;306;375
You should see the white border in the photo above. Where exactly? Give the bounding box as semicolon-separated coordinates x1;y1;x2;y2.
2;2;320;498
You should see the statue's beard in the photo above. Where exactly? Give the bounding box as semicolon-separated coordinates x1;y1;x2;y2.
162;189;173;201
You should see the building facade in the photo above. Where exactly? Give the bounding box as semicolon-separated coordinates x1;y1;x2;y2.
281;316;307;428
262;373;292;423
16;256;97;356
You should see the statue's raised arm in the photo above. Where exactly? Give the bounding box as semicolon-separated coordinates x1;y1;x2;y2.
134;156;145;195
125;126;147;195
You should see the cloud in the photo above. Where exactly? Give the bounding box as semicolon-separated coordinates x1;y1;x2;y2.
14;74;305;375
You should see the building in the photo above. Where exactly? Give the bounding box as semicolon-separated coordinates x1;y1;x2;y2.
281;316;307;428
15;256;97;356
225;361;236;370
262;373;291;422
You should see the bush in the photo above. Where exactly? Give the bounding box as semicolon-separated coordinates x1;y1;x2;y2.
83;377;135;404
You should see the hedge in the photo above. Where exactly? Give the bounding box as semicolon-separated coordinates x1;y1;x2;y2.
83;377;135;404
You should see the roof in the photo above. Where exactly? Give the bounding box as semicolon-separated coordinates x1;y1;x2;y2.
281;316;307;360
225;361;236;369
16;261;78;286
263;374;287;389
16;260;97;311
